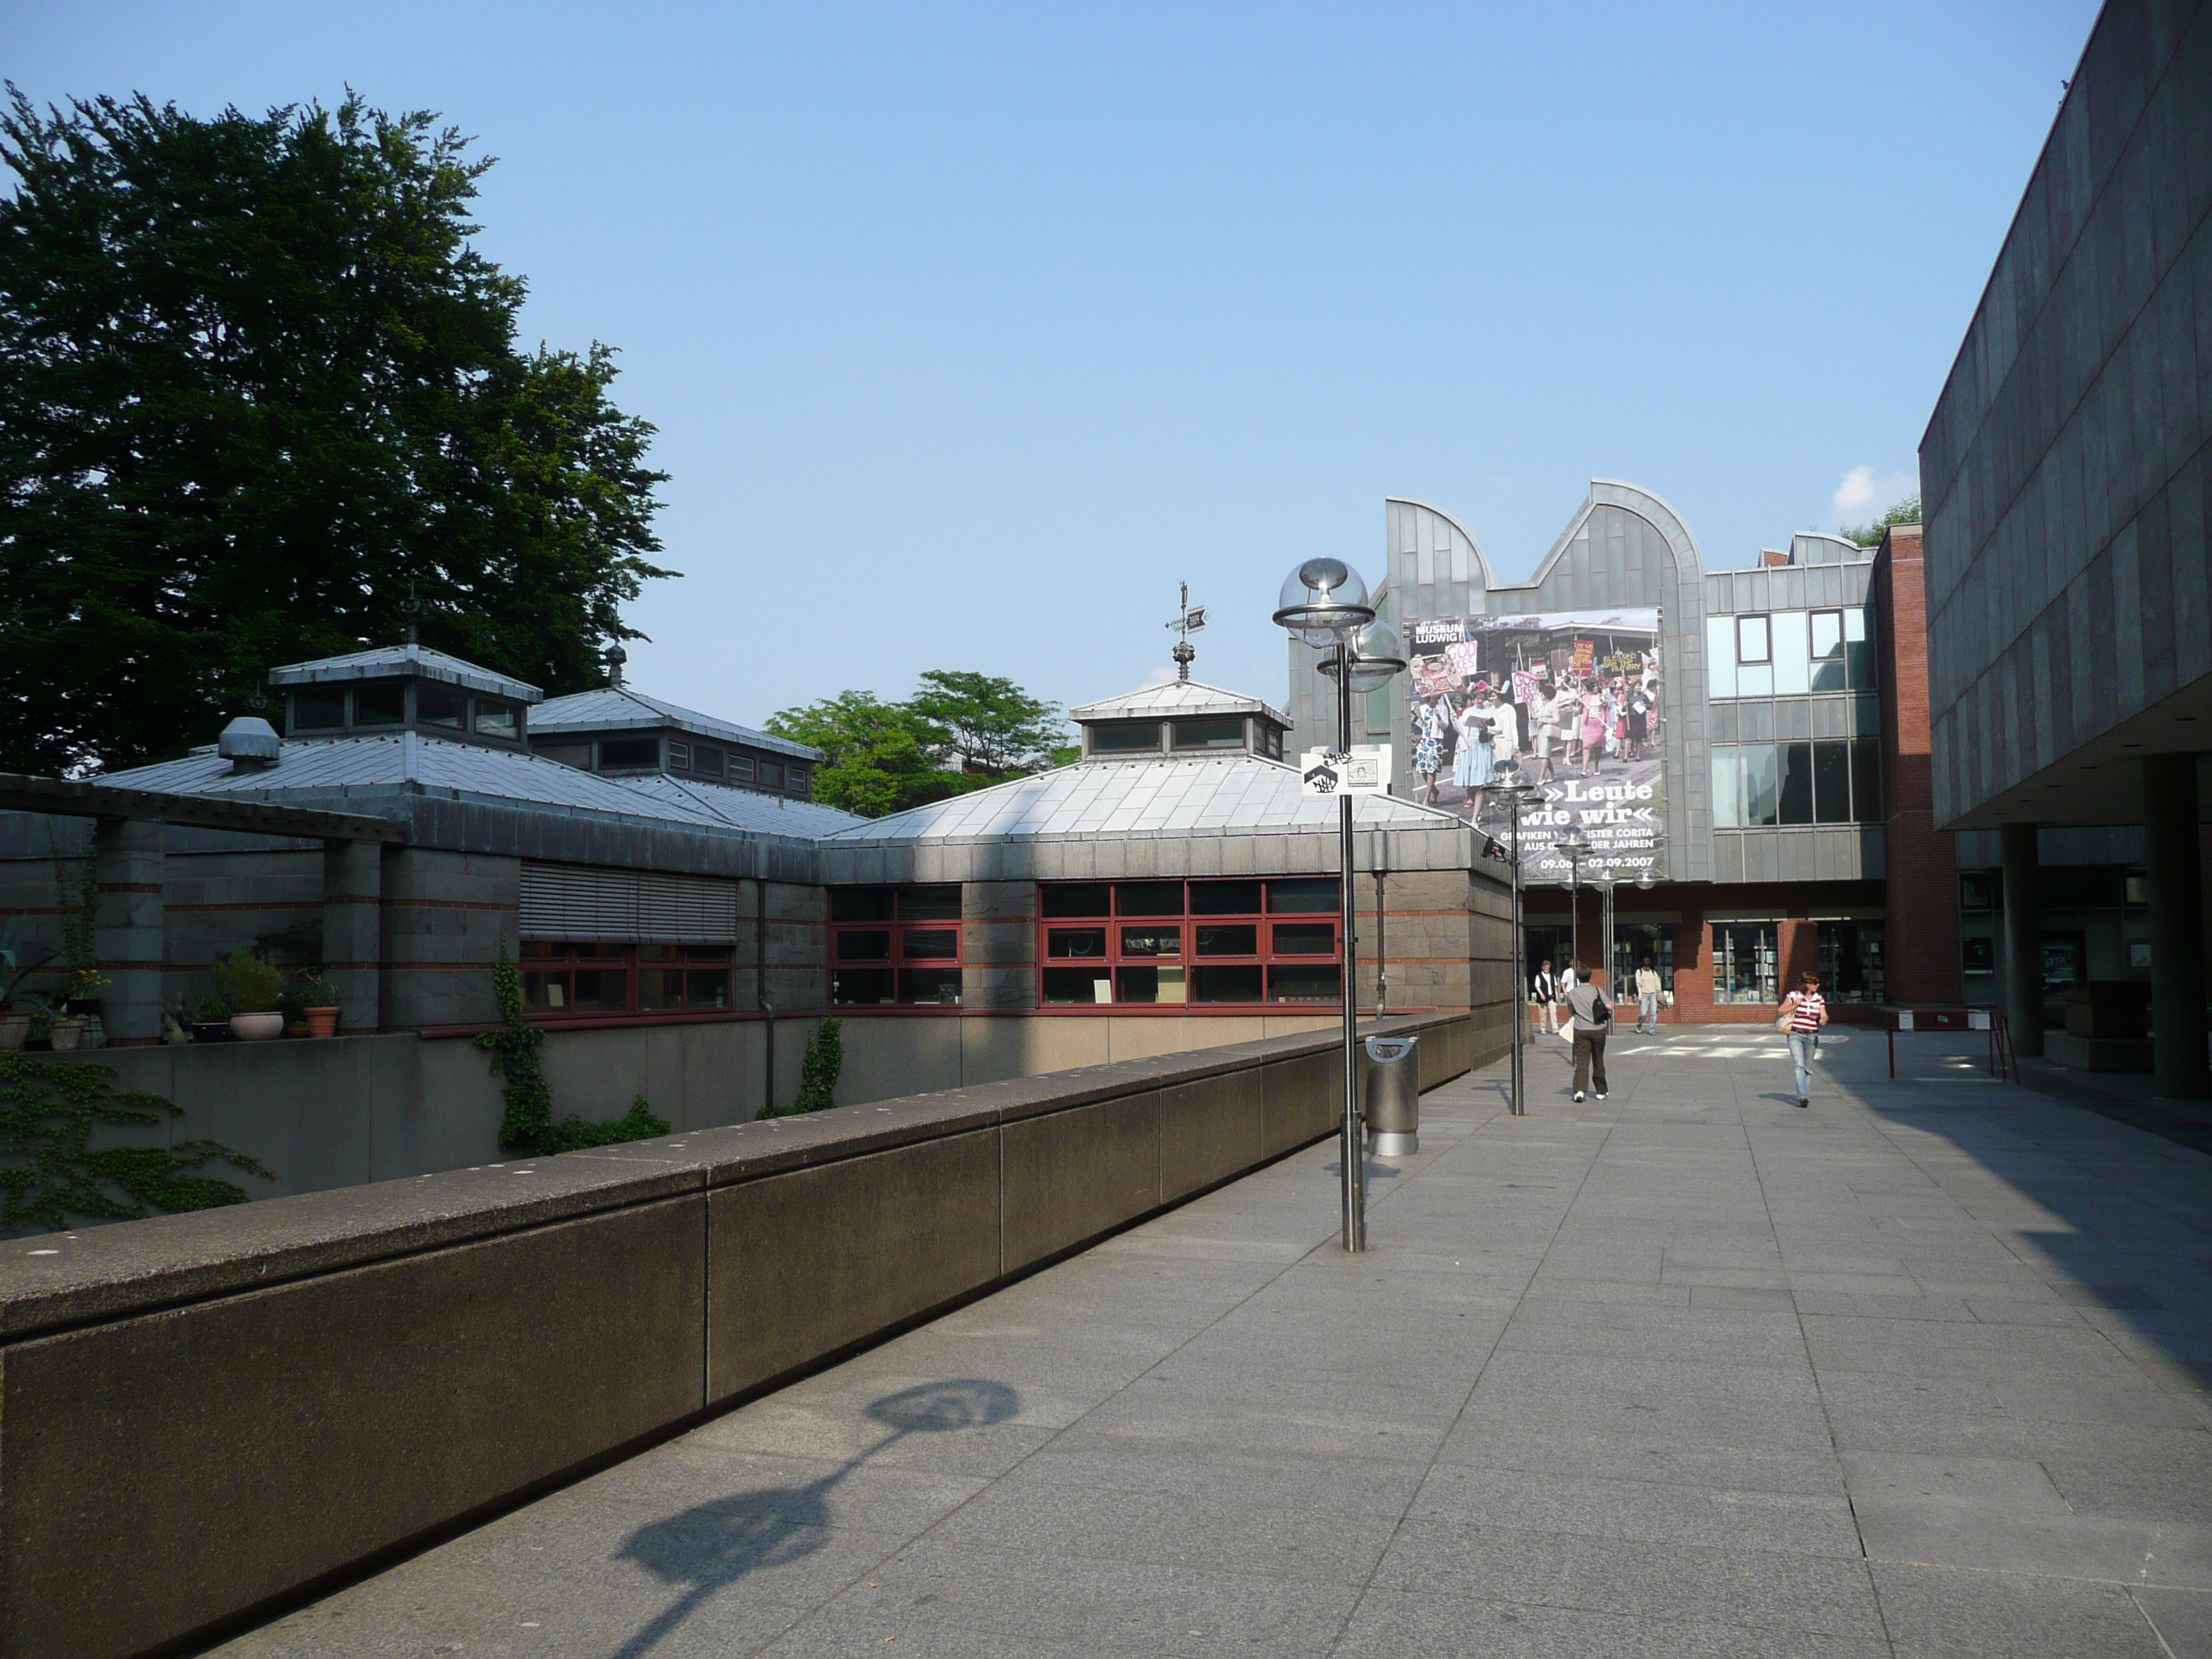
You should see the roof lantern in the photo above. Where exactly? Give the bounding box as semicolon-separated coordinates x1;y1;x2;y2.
1068;679;1291;763
266;643;542;750
528;684;824;802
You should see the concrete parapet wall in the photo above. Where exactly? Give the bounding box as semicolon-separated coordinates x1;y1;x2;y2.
46;1012;1362;1211
0;1010;1485;1659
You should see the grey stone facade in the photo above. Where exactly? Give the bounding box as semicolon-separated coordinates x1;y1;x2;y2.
1920;0;2212;828
1288;486;1886;888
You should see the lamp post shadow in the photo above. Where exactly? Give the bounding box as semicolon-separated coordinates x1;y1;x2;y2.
608;1378;1019;1659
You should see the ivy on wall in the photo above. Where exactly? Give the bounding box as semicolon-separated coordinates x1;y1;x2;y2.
762;1017;843;1119
0;1054;274;1231
475;950;670;1155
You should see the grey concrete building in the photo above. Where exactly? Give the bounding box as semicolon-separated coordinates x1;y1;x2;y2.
1287;485;1898;1022
1919;0;2212;1094
1;649;1512;1210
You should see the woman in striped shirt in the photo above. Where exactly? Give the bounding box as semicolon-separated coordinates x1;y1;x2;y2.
1782;971;1829;1108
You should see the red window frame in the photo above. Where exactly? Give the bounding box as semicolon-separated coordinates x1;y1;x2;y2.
1037;878;1342;1007
519;941;736;1017
830;886;965;1006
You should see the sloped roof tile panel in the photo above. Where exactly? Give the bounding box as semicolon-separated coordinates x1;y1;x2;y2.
819;755;1466;850
529;688;819;759
1069;678;1291;728
266;644;542;702
615;775;867;837
102;735;737;830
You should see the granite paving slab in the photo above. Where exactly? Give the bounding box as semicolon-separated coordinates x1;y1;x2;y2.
209;1027;2212;1658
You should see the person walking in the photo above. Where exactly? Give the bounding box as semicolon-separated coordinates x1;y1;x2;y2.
1530;960;1560;1035
1634;959;1663;1033
1564;960;1611;1101
1781;970;1828;1107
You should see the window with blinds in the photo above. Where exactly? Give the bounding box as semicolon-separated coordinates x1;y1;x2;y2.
519;863;741;943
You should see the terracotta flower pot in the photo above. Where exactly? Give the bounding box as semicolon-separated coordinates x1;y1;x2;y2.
47;1017;86;1052
230;1012;285;1042
305;1006;341;1039
0;1012;29;1052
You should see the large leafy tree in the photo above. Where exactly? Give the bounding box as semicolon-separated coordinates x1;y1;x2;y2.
764;692;955;819
768;675;1071;817
0;88;675;773
906;671;1067;774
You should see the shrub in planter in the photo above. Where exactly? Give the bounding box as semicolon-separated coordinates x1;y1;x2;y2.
208;952;284;1015
209;952;286;1039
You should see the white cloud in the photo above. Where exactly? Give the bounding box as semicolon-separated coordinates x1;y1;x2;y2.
1142;663;1178;688
1830;464;1918;529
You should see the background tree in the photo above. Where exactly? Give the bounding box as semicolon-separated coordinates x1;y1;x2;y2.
0;88;676;774
768;674;1071;817
906;670;1066;774
764;692;957;819
1842;495;1921;547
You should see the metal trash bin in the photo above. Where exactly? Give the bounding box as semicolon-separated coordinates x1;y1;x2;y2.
1362;1034;1421;1156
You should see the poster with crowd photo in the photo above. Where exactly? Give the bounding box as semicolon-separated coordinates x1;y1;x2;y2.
1404;609;1664;884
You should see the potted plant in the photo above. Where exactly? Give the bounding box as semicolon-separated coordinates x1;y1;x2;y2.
295;971;341;1039
208;951;286;1041
0;937;58;1051
47;966;108;1051
191;996;234;1043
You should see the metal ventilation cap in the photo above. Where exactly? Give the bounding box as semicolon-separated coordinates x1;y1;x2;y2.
217;716;281;765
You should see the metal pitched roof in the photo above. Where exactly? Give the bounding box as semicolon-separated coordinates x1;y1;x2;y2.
266;644;543;703
1069;678;1291;728
818;752;1465;847
101;734;737;829
614;774;868;837
529;686;819;759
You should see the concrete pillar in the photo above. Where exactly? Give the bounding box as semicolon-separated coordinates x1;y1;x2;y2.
323;840;382;1033
2000;822;2043;1056
93;817;165;1045
2144;755;2209;1099
962;880;1039;1011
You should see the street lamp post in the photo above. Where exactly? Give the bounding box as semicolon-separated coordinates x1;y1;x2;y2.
1557;829;1594;974
1275;561;1402;1254
1591;871;1617;992
1485;782;1536;1115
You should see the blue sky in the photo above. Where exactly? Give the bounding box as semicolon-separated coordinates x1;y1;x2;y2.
9;1;2098;727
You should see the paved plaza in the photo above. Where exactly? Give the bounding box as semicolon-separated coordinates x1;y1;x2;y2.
217;1027;2212;1658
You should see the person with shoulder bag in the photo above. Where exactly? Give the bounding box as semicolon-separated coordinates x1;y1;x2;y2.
1563;960;1613;1102
1779;971;1829;1107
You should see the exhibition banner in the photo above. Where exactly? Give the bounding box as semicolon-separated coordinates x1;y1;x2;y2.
1405;609;1663;883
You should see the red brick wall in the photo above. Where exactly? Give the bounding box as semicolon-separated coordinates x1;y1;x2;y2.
1529;882;1884;1025
1874;526;1963;1007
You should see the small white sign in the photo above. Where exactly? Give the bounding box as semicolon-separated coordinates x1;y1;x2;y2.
1300;745;1391;796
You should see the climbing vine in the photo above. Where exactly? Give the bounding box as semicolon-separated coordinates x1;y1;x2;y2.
0;1054;274;1231
763;1017;844;1118
475;950;670;1154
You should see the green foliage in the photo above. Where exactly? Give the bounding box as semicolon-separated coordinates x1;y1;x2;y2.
293;970;339;1007
473;950;670;1154
766;673;1069;817
0;1053;274;1231
765;692;960;818
906;670;1067;775
796;1017;843;1112
1843;496;1922;548
0;88;677;775
208;949;285;1015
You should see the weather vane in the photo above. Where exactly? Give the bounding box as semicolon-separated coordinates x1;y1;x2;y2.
400;580;422;646
1164;582;1205;681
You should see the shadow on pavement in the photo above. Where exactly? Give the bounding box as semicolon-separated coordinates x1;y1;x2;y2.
608;1379;1018;1659
1827;1035;2212;1393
